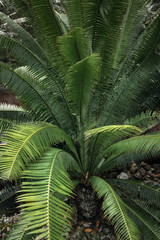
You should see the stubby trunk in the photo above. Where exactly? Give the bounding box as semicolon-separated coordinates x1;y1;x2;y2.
76;183;101;220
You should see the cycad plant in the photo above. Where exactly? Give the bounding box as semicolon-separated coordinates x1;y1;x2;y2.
0;0;160;239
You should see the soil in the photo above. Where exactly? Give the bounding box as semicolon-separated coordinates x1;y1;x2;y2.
0;87;20;106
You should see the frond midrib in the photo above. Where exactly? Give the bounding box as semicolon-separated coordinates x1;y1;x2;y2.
123;201;160;239
105;181;132;240
115;187;160;223
7;125;56;179
47;150;61;239
0;63;60;126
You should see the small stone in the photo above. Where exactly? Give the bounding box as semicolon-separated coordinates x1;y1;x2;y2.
7;227;11;231
70;227;84;240
130;163;138;173
81;236;88;240
117;172;129;180
147;170;152;176
85;232;91;238
103;227;110;234
141;161;151;170
100;236;107;240
145;174;151;179
144;164;151;171
139;167;146;176
141;161;147;166
82;222;92;228
99;226;103;233
154;178;159;182
126;171;131;178
2;233;6;238
134;171;142;179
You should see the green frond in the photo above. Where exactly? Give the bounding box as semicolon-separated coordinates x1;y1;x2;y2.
0;118;13;132
9;0;31;18
0;122;79;180
7;219;35;240
0;64;62;126
90;176;141;240
23;0;63;60
10;0;63;60
18;148;76;240
64;0;83;29
122;201;160;240
116;188;160;224
107;179;160;209
124;111;160;132
66;54;100;124
101;53;160;125
0;103;29;127
0;11;47;62
125;13;160;73
99;0;149;77
0;35;76;131
84;125;141;174
0;185;20;214
57;27;91;69
102;133;160;171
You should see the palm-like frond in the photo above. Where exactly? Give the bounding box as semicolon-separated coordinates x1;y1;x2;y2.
0;1;160;239
0;11;47;62
0;123;79;180
107;179;160;209
0;35;76;131
10;0;63;61
0;103;29;132
101;53;160;125
124;111;160;132
101;133;160;171
66;54;100;124
0;118;13;132
116;188;160;223
25;0;63;58
18;148;76;240
7;219;34;240
122;201;160;240
90;176;141;240
84;125;141;174
57;27;91;69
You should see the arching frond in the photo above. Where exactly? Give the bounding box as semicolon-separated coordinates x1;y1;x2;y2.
107;179;160;209
90;176;141;240
122;201;160;240
0;123;79;180
0;104;29;132
9;0;31;18
66;54;100;125
57;27;91;69
23;0;63;61
0;118;13;132
7;219;34;240
0;35;76;131
115;188;160;224
0;11;47;62
102;133;160;171
19;148;76;240
124;111;160;132
101;53;160;125
64;0;83;29
0;64;61;126
84;125;141;174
